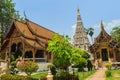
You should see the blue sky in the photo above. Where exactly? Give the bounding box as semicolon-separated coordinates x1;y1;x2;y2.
13;0;120;40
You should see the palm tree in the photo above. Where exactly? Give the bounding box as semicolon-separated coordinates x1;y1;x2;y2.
86;27;94;44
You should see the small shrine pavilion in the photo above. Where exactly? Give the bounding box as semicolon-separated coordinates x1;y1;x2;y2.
89;21;120;67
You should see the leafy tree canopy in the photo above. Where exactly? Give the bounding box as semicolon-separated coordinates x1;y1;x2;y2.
47;33;73;70
110;26;120;47
47;33;90;70
0;0;24;36
71;48;89;66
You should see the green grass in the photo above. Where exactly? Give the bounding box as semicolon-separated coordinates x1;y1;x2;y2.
31;70;96;80
106;69;120;80
31;72;47;79
77;70;96;80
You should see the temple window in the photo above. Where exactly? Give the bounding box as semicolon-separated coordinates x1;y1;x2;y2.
109;52;113;58
11;43;17;52
11;43;22;61
24;51;33;58
35;50;44;58
15;42;23;58
96;52;100;59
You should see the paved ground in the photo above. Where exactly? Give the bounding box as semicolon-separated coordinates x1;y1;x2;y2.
86;68;107;80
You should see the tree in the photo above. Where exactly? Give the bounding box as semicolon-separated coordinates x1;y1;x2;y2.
87;60;93;71
81;51;90;59
17;61;39;76
71;48;88;71
86;27;94;44
0;0;24;37
47;33;73;70
110;26;120;47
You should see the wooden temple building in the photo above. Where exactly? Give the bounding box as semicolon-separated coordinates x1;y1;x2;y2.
89;21;120;67
0;18;55;63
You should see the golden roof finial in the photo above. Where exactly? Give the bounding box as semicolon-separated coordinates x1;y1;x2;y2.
12;14;14;19
100;20;105;31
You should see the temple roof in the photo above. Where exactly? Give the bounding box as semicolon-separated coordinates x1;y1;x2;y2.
95;21;111;42
27;19;54;40
89;21;119;53
0;18;55;52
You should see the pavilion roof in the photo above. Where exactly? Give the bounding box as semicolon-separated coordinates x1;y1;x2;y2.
89;21;119;53
95;21;111;42
0;18;55;52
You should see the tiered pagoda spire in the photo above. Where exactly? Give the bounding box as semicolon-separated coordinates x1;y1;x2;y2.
73;8;90;51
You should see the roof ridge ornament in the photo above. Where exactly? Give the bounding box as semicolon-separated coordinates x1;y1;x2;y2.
24;11;27;20
11;14;15;22
12;14;15;19
100;20;105;32
23;11;28;23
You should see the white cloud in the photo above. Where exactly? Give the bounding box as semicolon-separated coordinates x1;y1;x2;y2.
71;24;76;32
93;23;100;29
93;19;120;36
71;24;76;43
105;19;120;33
90;19;120;44
93;21;106;29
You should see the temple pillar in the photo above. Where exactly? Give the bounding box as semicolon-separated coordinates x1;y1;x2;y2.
94;52;96;60
22;52;25;60
113;50;116;62
100;50;102;60
107;49;110;62
9;39;12;62
0;55;1;66
6;50;10;73
33;53;35;62
100;50;102;67
44;49;47;62
32;49;36;62
22;38;25;59
100;48;103;61
5;38;12;73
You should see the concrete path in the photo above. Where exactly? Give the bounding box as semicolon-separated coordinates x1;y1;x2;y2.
86;68;107;80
